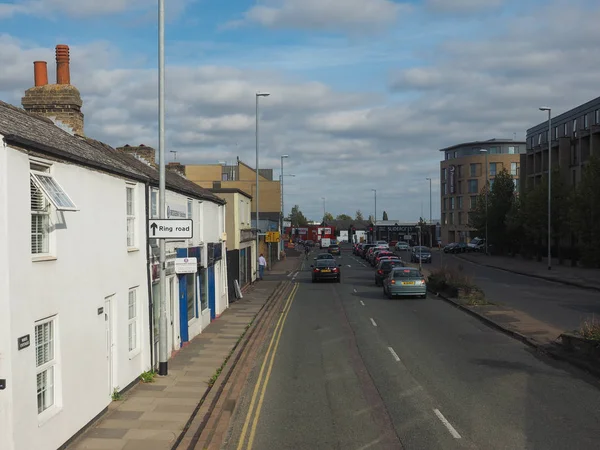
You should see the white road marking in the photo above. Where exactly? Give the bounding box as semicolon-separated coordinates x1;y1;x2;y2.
388;346;401;362
347;265;352;268
287;272;292;277
292;271;299;280
360;300;365;306
353;288;357;293
370;318;377;327
433;409;462;439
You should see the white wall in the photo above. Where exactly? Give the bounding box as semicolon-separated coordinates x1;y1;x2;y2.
6;147;150;450
0;137;15;450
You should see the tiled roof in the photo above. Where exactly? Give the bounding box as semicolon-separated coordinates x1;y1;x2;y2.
0;100;224;204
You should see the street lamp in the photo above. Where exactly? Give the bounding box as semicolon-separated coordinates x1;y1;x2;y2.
479;149;489;256
371;189;377;242
280;155;288;255
425;177;432;247
540;106;552;270
321;197;326;221
255;92;270;277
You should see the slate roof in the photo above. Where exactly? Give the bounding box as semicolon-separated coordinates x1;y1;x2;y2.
0;100;223;204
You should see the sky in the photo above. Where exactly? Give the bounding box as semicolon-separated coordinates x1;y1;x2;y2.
1;0;600;222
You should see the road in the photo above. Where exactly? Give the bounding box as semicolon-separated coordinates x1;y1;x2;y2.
223;246;600;450
422;250;600;332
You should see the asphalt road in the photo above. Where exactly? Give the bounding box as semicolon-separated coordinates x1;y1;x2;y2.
423;250;600;332
224;246;600;450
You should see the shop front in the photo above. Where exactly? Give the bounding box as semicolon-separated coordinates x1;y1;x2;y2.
176;246;210;343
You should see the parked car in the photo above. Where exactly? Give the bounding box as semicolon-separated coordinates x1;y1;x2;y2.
373;251;394;266
311;259;342;283
360;244;376;258
468;237;485;252
395;241;410;251
410;246;432;263
444;242;468;254
382;267;427;299
328;244;341;255
375;259;404;286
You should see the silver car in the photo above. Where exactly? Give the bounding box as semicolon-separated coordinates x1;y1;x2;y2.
382;267;427;299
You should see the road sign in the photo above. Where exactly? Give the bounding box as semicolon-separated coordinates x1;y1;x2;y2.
148;219;193;239
266;231;280;243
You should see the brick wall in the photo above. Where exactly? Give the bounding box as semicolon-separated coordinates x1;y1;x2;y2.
21;84;84;135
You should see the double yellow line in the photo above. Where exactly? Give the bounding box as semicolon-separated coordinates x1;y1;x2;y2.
236;282;300;450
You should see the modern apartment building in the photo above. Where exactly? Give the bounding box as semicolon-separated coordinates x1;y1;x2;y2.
523;96;600;193
439;139;525;244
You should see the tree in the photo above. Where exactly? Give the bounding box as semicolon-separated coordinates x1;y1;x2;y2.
570;156;600;267
469;169;516;254
290;205;308;227
367;214;374;223
323;212;334;222
336;214;352;221
355;210;364;221
382;211;389;220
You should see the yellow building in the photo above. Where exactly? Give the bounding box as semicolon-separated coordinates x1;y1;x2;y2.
439;139;525;244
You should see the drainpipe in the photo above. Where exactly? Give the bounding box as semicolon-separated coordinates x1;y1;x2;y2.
144;183;155;370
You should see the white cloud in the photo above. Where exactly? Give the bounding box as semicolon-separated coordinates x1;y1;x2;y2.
226;0;411;32
2;1;600;221
425;0;505;13
0;0;192;18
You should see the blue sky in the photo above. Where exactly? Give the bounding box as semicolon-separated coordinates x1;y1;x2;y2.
1;0;600;221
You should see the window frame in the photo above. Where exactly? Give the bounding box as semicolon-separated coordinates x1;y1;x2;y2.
35;315;60;422
126;184;137;249
128;287;140;357
30;171;78;212
31;175;51;256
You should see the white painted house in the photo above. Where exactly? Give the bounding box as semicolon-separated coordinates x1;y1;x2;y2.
0;101;152;450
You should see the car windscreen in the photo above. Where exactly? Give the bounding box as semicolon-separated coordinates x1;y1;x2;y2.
381;261;401;269
329;245;339;249
393;268;422;278
317;254;333;259
414;247;429;252
316;260;337;268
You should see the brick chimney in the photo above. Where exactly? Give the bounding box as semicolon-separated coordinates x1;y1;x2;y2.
22;44;84;135
116;144;157;166
167;162;186;176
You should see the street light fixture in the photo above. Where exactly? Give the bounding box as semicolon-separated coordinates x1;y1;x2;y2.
479;149;489;256
539;106;552;270
255;92;270;277
371;189;377;242
321;197;326;221
280;155;288;255
425;177;432;247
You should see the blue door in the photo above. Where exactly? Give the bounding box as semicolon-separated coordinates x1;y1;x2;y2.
208;265;216;320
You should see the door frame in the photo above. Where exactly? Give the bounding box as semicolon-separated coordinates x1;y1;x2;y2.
104;294;116;397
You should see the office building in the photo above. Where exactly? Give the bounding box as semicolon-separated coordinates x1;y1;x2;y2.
439;139;525;244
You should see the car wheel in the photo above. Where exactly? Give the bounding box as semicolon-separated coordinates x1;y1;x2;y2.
420;294;427;299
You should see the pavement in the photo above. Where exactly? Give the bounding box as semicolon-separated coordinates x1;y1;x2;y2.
66;254;302;450
222;247;600;450
455;251;600;291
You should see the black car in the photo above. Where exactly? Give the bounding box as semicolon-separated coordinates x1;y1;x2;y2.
311;259;342;283
375;259;404;286
328;244;341;255
410;246;432;263
314;253;335;261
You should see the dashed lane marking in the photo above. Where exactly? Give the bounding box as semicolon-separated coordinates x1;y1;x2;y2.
433;409;462;439
388;346;401;362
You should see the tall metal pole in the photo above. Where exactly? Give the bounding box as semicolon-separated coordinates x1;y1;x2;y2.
280;155;288;256
255;94;259;277
485;150;489;256
426;177;432;247
157;0;168;376
321;197;326;220
546;109;552;270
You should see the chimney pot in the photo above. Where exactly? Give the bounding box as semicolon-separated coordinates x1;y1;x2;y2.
33;61;48;86
55;44;70;85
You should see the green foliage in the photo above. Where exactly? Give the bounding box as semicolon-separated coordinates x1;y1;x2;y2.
140;370;156;383
382;211;389;220
111;388;122;401
355;210;364;221
569;156;600;267
427;266;487;305
336;214;352;221
323;212;334;222
580;316;600;341
290;205;308;227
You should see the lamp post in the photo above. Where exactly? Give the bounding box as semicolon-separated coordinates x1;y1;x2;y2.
539;107;552;270
371;189;377;242
280;155;288;256
479;149;489;256
321;197;326;221
426;177;432;247
255;92;270;277
157;0;168;376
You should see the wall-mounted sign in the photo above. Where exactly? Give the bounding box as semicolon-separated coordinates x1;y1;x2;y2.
166;202;187;219
379;225;417;233
17;334;31;351
97;307;104;315
149;219;193;239
449;165;456;194
175;257;198;274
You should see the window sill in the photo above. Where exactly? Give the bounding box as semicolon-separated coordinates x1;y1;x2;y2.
127;247;140;253
128;348;141;360
32;255;57;263
38;405;62;427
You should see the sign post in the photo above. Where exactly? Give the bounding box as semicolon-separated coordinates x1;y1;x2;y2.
148;219;193;239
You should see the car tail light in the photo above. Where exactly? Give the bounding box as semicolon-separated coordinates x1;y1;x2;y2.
390;279;396;284
377;270;383;274
332;267;339;272
313;268;320;272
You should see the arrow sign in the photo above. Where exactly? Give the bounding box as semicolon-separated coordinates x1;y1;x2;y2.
147;219;193;239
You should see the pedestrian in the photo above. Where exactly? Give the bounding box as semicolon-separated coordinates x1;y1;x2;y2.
258;253;267;280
